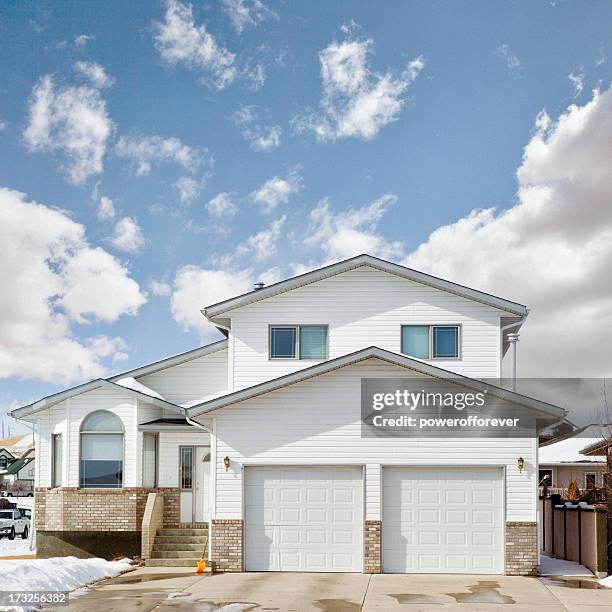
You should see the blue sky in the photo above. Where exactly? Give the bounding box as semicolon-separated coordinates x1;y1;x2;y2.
1;0;612;432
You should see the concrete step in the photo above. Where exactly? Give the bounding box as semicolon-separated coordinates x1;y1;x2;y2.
157;528;208;537
152;549;204;559
154;535;208;544
154;542;206;551
146;558;202;567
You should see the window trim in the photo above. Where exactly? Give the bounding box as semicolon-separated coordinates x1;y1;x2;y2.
142;432;158;489
268;324;329;361
400;324;462;360
78;410;125;489
585;471;597;489
51;433;63;488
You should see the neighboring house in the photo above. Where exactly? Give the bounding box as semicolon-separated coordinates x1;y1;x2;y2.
539;426;606;493
0;456;35;494
11;254;566;576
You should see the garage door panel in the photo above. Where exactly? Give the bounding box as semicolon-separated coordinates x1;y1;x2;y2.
245;466;362;572
383;467;503;574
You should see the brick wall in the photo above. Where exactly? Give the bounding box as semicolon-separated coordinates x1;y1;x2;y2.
210;519;243;572
364;520;382;573
141;492;164;560
505;521;537;575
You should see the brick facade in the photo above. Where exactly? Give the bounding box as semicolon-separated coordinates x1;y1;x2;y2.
210;519;243;572
363;520;382;573
505;521;538;575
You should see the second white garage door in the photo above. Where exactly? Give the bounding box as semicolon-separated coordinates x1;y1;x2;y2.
383;467;504;574
245;466;363;572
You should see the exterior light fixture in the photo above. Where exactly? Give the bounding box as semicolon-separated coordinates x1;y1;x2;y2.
224;456;231;471
517;457;524;473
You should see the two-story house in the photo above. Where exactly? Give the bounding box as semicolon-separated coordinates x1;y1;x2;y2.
11;254;564;575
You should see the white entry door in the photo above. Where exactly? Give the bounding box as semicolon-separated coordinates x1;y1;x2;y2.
179;446;210;523
383;467;504;574
245;466;363;572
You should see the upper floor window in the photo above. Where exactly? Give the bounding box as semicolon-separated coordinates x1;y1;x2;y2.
79;410;124;489
401;325;460;359
270;325;328;360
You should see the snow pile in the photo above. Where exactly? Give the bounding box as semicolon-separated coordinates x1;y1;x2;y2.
0;557;132;592
600;575;612;588
539;553;593;576
114;376;165;400
0;537;34;558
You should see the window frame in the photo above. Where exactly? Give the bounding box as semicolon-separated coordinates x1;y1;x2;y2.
268;324;329;361
400;324;462;360
142;432;158;489
78;410;125;489
51;433;63;488
539;468;554;487
585;472;597;489
180;446;194;490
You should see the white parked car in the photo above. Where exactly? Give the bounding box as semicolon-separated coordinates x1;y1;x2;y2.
0;508;29;540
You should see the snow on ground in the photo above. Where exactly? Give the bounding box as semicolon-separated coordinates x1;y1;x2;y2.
539;553;593;576
0;557;132;592
0;536;34;557
600;575;612;588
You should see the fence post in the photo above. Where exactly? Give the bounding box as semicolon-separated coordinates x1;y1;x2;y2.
542;496;546;551
578;504;582;565
564;503;567;559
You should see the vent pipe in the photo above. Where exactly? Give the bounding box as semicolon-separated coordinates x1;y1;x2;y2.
253;282;265;291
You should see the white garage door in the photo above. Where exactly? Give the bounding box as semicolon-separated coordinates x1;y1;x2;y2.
245;466;363;572
383;467;503;574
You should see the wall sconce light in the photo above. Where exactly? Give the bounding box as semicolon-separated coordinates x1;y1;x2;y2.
224;456;231;472
517;457;524;473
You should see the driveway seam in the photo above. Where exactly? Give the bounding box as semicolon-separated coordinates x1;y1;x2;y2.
360;574;372;610
537;578;572;612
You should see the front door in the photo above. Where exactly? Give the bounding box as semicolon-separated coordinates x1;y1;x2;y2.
179;446;210;523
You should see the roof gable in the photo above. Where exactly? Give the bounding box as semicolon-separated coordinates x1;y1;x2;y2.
186;346;564;424
204;254;528;324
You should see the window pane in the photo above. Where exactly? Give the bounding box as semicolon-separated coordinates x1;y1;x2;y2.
52;434;63;487
433;326;459;358
80;433;123;488
143;433;157;488
401;326;430;359
270;327;296;358
299;326;327;359
181;447;193;489
81;411;123;432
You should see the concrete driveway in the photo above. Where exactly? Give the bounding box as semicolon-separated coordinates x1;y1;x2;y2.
61;567;612;612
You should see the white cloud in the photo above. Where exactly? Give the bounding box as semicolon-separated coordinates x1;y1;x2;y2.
110;217;146;253
244;125;281;152
115;133;209;177
207;192;237;217
175;176;207;203
496;44;520;70
73;61;114;89
0;120;7;131
231;104;281;151
97;195;115;220
251;169;302;212
170;266;253;338
404;86;612;376
149;280;172;296
569;71;584;97
154;0;237;90
74;34;95;48
222;0;275;33
305;194;403;262
0;188;146;383
294;29;424;141
237;216;286;261
23;75;114;184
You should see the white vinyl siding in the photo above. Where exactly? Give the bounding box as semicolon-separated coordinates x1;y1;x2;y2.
227;266;504;390
213;359;536;523
157;431;211;487
139;348;228;405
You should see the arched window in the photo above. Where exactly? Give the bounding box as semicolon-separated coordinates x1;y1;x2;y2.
80;411;124;488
